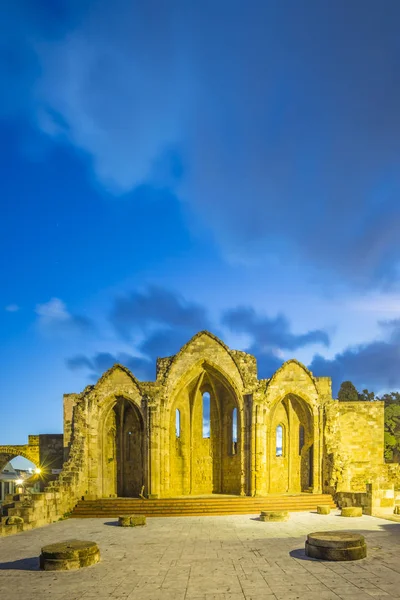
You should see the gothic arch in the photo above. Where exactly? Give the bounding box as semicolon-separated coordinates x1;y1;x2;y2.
163;358;245;497
162;331;246;398
267;392;318;494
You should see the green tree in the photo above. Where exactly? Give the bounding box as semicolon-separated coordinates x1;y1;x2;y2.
380;392;400;406
358;388;376;401
384;402;400;461
337;381;359;402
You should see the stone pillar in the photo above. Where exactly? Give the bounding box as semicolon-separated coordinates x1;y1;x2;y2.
239;403;246;496
148;404;160;498
287;401;294;492
312;408;322;493
253;403;266;496
249;398;257;496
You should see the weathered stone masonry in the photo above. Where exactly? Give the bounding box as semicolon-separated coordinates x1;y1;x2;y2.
1;331;398;535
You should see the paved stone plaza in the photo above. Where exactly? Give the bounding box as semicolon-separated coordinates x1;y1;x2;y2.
1;511;400;600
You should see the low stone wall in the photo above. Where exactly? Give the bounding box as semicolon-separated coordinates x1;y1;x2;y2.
0;406;88;537
336;483;399;518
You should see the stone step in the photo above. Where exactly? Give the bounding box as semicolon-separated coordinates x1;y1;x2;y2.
70;494;336;518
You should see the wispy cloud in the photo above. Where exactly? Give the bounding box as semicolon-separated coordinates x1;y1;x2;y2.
35;297;93;337
5;304;20;312
8;0;396;287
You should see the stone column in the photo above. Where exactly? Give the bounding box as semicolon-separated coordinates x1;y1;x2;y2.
312;407;322;493
239;402;246;496
287;400;294;492
148;403;160;499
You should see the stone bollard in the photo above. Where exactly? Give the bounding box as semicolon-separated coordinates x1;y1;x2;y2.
40;540;100;571
260;511;288;522
305;531;366;561
317;505;331;515
118;514;146;527
341;507;362;517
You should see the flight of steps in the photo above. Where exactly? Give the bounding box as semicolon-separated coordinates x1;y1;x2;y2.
71;494;336;518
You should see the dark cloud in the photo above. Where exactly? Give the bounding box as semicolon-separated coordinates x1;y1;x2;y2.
222;305;330;380
222;306;329;352
309;320;400;396
110;285;211;339
67;286;212;380
7;0;399;286
66;288;400;394
66;351;154;381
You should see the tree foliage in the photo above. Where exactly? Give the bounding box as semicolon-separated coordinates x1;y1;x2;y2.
384;402;400;461
357;388;376;402
337;380;359;402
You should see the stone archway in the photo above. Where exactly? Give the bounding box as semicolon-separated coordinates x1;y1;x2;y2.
101;398;145;498
166;362;243;497
0;444;40;473
268;394;315;494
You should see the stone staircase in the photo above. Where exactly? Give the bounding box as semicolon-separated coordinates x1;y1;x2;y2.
71;493;337;518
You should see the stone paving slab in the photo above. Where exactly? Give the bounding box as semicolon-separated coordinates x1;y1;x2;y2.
1;511;400;599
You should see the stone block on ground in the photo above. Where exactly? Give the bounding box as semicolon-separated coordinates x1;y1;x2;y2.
317;505;331;515
5;516;24;525
260;510;288;522
305;531;366;561
341;506;362;517
118;514;146;527
40;539;100;571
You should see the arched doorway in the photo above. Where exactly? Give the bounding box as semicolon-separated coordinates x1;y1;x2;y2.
168;364;243;496
268;394;314;493
102;397;144;498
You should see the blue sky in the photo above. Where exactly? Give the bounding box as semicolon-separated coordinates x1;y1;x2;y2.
2;0;400;446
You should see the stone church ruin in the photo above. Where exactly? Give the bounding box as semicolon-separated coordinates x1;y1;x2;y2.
1;331;399;535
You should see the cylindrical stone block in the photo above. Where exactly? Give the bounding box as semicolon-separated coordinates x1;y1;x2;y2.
341;506;362;517
305;531;366;561
40;540;100;571
317;505;331;515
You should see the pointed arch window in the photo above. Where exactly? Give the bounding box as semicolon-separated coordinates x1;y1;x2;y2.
232;407;238;455
299;425;305;454
202;392;210;438
176;409;181;438
276;425;284;457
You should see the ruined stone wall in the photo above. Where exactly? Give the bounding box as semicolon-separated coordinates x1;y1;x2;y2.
2;330;395;536
324;400;385;492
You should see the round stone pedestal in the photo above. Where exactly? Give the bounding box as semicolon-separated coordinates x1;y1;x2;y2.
317;505;331;515
341;507;362;517
118;514;146;527
40;540;100;571
305;531;366;561
260;511;289;522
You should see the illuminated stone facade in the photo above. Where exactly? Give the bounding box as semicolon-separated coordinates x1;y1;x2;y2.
62;331;387;499
1;331;397;535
